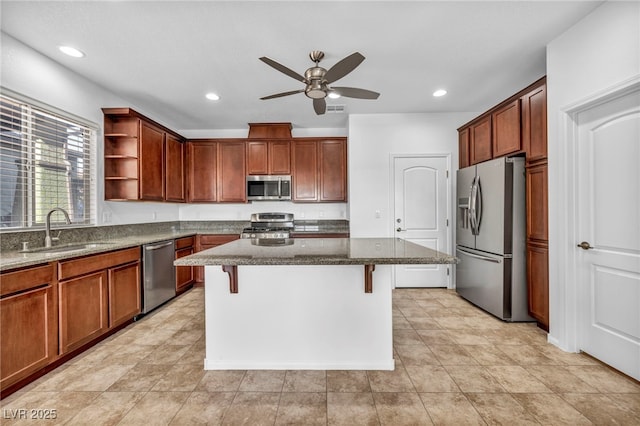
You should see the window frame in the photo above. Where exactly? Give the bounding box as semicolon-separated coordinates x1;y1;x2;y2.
0;89;97;230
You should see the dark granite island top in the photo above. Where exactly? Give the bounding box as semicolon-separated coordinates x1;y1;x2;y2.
173;237;457;267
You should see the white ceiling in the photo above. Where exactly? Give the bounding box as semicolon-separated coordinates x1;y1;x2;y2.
1;1;602;131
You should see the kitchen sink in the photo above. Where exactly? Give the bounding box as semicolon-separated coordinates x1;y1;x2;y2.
20;242;113;254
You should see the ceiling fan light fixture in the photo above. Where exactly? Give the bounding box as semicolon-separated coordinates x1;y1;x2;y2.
328;91;341;99
433;89;447;97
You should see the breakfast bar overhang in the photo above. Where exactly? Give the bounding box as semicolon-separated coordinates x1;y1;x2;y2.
175;238;457;370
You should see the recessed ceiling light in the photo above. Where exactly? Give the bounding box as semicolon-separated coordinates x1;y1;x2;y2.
58;45;85;58
433;89;447;97
205;93;220;101
328;92;341;99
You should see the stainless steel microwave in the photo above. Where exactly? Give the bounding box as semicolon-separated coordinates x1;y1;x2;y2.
246;175;292;201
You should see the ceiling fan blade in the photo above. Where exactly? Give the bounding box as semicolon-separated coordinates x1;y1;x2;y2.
313;98;326;115
260;89;305;100
259;57;306;83
324;52;365;84
331;87;380;100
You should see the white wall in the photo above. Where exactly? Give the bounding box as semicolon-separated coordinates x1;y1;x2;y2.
546;1;640;350
1;33;182;225
347;113;476;238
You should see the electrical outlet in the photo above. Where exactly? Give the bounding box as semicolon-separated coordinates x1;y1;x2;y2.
375;210;381;219
102;211;112;223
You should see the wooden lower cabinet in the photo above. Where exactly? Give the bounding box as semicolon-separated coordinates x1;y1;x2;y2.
195;234;239;284
108;261;141;328
57;247;141;354
527;242;549;329
175;236;196;293
0;264;56;391
59;271;109;354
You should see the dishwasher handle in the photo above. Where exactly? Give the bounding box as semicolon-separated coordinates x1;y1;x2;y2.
457;247;502;263
145;241;174;251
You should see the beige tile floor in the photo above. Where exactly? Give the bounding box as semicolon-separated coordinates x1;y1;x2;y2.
2;287;639;425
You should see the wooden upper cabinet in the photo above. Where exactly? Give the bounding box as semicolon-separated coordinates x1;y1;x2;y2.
492;99;522;157
139;121;165;201
103;108;186;203
522;81;547;162
247;140;291;175
292;140;319;201
470;115;492;165
217;141;246;203
187;141;217;202
319;139;347;202
165;133;185;202
458;127;470;169
269;141;292;175
246;141;269;175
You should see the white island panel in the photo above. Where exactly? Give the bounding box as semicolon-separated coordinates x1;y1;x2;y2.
204;264;394;370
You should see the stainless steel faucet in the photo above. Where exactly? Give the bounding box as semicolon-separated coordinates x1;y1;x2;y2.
44;207;72;248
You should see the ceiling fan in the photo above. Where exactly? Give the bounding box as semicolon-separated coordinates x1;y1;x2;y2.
259;50;380;115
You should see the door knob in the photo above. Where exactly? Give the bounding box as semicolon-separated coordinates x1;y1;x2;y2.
577;241;593;250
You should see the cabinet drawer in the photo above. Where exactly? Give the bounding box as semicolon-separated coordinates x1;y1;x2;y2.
58;247;140;281
199;235;238;246
0;264;54;298
175;236;195;250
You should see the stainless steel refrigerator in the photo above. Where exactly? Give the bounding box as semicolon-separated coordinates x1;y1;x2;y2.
456;156;532;321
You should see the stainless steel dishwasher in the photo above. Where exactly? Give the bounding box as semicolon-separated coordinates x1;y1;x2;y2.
141;240;176;314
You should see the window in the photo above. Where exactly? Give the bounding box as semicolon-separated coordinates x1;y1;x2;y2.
0;91;96;229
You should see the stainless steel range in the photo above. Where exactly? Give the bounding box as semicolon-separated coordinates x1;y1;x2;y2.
241;212;294;239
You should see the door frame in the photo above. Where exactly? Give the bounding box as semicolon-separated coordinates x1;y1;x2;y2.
550;75;640;353
388;153;453;289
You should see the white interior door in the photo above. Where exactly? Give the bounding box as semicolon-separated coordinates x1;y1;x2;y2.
393;156;449;288
576;88;640;381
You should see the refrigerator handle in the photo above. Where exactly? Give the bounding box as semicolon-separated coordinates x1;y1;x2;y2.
457;247;502;263
469;177;478;235
475;176;482;234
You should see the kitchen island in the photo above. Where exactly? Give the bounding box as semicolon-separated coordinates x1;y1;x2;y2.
174;237;456;370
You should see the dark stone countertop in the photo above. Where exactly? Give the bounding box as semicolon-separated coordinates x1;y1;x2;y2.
174;237;457;266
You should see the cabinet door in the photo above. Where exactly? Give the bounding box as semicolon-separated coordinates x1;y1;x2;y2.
527;242;549;328
526;163;548;242
108;261;141;328
319;139;347;202
470;116;492;164
187;142;217;202
522;83;547;162
1;285;56;390
247;141;268;175
269;141;291;175
139;121;165;201
59;271;109;354
218;142;246;202
292;140;318;201
175;247;195;292
165;134;185;202
492;99;522;157
458;127;470;169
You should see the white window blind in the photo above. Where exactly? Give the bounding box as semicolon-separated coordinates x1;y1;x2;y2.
0;92;96;229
